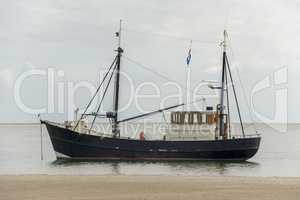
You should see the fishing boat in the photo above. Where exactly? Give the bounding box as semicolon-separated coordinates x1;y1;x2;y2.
41;23;261;161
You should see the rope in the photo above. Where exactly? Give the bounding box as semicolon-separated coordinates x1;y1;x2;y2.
236;68;258;132
123;56;205;98
123;56;178;83
225;62;232;138
225;55;245;138
73;56;118;131
89;60;118;132
226;35;258;133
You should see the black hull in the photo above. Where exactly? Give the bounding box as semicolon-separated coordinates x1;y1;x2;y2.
43;121;261;161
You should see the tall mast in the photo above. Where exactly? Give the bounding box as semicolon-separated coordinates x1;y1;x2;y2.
219;30;227;139
112;20;123;137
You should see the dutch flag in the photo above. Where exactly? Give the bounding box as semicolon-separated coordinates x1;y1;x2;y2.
186;48;192;66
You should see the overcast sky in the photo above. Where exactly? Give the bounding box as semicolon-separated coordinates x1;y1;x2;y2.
0;0;298;124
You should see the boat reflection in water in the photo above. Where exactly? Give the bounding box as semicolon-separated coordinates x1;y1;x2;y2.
51;159;260;176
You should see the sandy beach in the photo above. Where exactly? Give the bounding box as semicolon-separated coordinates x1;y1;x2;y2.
1;175;300;200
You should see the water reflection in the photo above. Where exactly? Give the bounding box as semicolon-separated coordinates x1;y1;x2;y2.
162;160;259;175
51;159;260;176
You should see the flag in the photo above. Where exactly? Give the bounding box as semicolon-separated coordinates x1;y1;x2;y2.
186;48;192;66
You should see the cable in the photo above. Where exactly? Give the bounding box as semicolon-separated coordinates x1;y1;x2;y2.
123;56;177;83
236;68;258;132
225;62;231;138
123;56;204;97
74;56;118;131
89;60;118;132
225;55;245;138
226;35;258;133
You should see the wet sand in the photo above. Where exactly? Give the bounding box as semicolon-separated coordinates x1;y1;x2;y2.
1;175;300;200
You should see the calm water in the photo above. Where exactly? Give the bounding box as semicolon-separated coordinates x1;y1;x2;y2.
1;124;300;177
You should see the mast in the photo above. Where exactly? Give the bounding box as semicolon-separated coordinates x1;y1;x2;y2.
217;30;246;139
219;30;227;139
112;20;123;138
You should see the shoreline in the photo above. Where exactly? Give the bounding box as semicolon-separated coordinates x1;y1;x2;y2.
1;175;300;200
2;174;300;178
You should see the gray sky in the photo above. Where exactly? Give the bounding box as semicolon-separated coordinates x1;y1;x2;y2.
0;0;298;123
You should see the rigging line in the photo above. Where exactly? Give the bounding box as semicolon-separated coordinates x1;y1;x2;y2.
124;56;209;107
225;55;245;138
89;60;118;132
123;28;218;44
236;68;258;132
225;62;231;138
123;56;200;97
74;56;118;131
226;35;257;132
123;56;176;83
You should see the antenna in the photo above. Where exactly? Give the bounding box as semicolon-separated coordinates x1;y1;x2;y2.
223;30;227;52
116;19;122;48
